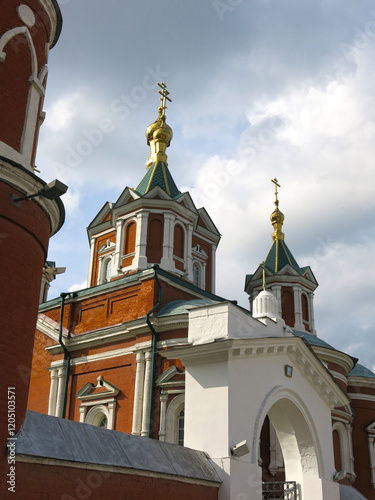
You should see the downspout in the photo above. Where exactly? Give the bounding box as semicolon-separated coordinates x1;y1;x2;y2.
146;265;163;438
58;292;76;419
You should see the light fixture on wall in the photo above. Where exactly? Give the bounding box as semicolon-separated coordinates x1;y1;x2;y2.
231;440;250;458
11;179;68;207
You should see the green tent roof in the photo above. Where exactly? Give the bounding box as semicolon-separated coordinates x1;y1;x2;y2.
135;161;180;198
264;239;303;274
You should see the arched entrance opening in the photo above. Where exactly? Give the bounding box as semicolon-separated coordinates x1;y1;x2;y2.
258;395;326;500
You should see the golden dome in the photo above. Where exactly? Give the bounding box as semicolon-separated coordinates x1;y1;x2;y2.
146;115;173;146
270;205;284;225
270;179;285;241
145;83;173;168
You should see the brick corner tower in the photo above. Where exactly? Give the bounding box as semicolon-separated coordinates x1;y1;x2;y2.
0;0;65;485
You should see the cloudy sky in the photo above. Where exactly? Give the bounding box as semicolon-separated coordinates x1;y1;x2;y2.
38;0;375;371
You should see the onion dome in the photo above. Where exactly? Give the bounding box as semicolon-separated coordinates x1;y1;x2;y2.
270;178;285;241
145;83;173;168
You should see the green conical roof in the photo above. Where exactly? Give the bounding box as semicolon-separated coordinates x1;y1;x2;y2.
264;238;303;274
135;161;180;198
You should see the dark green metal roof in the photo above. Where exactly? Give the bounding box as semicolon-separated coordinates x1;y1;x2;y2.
349;363;375;379
135;161;180;198
265;239;303;274
156;299;219;317
293;330;335;350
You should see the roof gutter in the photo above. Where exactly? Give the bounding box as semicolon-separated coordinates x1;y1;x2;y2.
58;292;77;419
146;265;163;438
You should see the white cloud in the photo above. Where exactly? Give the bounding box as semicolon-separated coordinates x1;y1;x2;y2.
44;93;80;133
68;280;88;293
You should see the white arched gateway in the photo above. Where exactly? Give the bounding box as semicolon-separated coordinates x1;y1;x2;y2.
166;300;350;500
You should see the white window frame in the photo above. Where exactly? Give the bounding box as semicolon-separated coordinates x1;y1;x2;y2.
85;404;110;428
165;394;185;445
332;420;355;482
366;420;375;489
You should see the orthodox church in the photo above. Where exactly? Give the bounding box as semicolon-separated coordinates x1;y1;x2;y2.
1;1;375;499
28;83;375;500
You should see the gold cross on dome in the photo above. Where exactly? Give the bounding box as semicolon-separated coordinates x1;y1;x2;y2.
158;82;172;118
271;178;280;205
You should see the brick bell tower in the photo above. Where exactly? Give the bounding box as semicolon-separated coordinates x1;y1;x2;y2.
0;0;65;480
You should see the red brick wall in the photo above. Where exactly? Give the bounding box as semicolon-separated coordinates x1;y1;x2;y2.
350;396;375;498
27;329;60;415
8;461;219;500
41;278;156;334
0;182;50;438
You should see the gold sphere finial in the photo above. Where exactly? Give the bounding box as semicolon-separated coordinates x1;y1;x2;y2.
145;83;173;168
270;178;285;241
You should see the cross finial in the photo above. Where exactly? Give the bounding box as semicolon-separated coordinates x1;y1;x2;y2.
157;82;172;119
271;178;280;206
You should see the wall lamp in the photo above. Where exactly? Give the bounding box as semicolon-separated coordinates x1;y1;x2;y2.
11;179;68;207
230;440;250;458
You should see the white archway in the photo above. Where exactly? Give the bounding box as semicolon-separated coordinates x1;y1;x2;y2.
254;388;333;500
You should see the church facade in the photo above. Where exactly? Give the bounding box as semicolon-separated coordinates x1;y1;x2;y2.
27;84;375;499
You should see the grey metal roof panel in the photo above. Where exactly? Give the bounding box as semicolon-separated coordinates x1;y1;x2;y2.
116;431;178;475
11;409;75;462
159;441;217;481
12;411;221;484
57;416;133;468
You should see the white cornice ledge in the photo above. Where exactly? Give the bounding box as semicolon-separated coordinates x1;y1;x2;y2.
164;337;349;410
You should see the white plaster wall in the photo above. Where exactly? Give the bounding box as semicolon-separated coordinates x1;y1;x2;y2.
188;302;286;346
184;360;229;457
182;343;340;500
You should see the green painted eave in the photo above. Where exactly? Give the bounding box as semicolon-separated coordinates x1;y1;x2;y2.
135;161;180;198
39;266;226;312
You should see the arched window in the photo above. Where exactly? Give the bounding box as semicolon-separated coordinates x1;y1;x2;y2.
102;257;111;283
281;288;295;327
333;429;342;471
165;394;185;445
146;216;163;263
0;29;33;152
193;262;201;287
332;421;355;479
123;221;137;267
173;224;184;259
178;408;185;446
85;405;109;429
173;224;185;271
124;221;136;255
302;293;310;331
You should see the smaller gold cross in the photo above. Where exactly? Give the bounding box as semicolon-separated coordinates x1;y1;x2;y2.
271;178;280;206
158;82;172;118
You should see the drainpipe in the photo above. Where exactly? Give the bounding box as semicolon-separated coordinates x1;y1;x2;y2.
58;292;77;419
146;265;163;438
